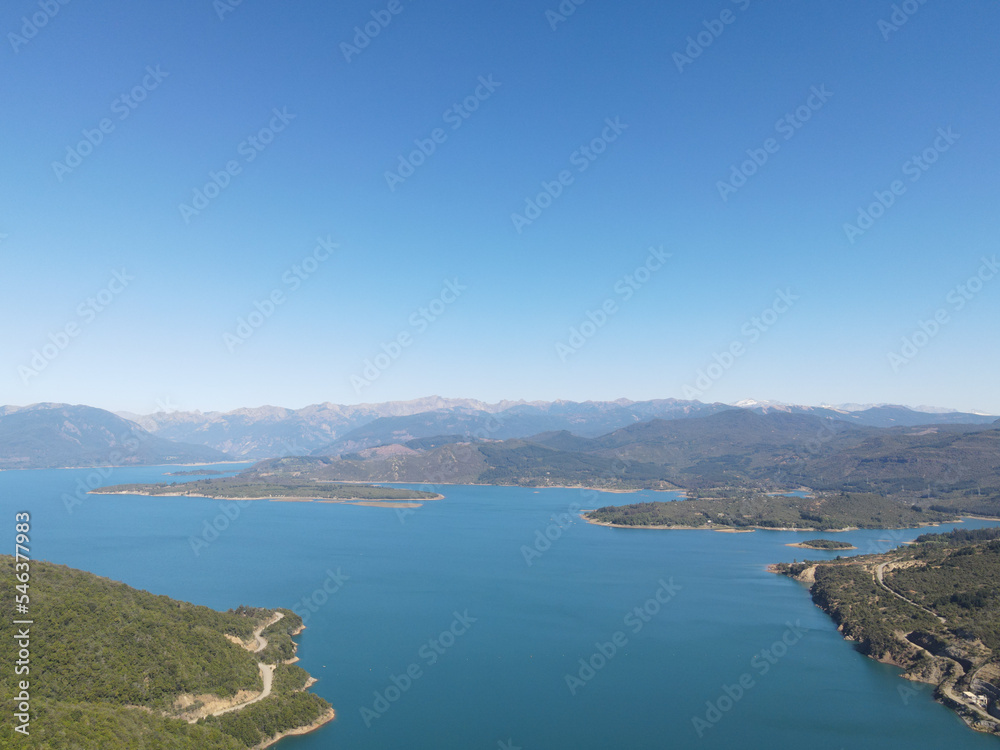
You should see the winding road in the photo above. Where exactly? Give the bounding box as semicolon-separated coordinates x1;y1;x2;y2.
210;612;284;718
874;562;946;624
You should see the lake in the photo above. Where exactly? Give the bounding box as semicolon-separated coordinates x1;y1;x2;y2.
3;464;999;749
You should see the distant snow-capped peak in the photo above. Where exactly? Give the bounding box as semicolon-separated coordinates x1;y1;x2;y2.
732;399;788;408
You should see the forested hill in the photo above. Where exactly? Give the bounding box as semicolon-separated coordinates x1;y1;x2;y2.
0;556;331;749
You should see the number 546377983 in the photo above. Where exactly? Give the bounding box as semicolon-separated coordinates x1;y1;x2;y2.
15;512;30;561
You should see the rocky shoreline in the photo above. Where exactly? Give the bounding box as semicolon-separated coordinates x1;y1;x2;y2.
774;560;1000;738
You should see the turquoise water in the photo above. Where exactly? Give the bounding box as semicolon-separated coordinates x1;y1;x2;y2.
3;466;999;749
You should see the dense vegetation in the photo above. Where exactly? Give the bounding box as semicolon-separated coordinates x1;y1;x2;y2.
256;612;302;664
0;557;262;709
11;702;245;750
587;493;955;530
775;528;1000;736
474;441;673;488
796;539;855;550
0;557;331;748
811;563;940;661
203;691;329;748
914;527;1000;545
894;545;1000;652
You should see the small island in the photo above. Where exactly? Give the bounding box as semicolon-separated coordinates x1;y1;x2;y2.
787;539;857;551
772;527;1000;738
0;556;334;749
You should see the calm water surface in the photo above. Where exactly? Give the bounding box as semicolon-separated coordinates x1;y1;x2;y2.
2;465;999;749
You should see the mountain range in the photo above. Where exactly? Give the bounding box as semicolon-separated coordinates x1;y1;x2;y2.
117;397;997;460
1;400;996;488
0;403;226;469
238;409;1000;508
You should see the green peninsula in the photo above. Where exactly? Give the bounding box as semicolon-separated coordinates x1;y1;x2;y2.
0;556;333;749
772;527;1000;738
586;492;959;530
92;472;441;507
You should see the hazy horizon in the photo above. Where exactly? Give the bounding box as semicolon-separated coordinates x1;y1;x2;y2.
3;394;996;418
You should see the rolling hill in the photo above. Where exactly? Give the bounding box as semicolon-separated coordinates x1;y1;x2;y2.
0;404;228;470
232;409;1000;517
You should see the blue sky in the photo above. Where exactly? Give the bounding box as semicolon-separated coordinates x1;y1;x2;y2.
2;0;998;414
